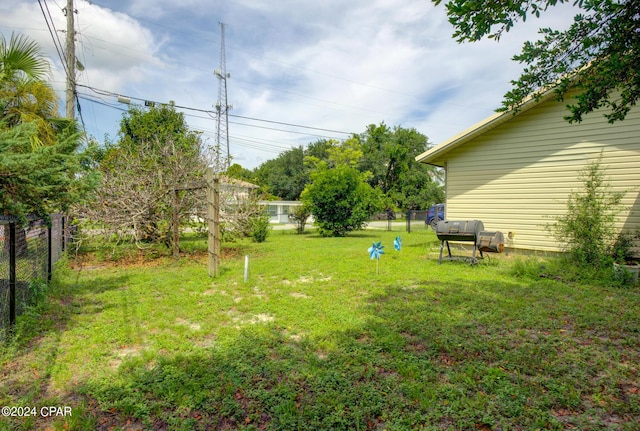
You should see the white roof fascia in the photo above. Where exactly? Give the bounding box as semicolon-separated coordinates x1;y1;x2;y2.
416;89;560;166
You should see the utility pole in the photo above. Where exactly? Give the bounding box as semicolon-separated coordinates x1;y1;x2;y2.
214;21;231;172
64;0;76;119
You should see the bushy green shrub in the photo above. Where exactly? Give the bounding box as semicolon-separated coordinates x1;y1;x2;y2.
611;230;640;264
249;212;271;243
301;164;386;237
547;154;624;268
289;204;312;234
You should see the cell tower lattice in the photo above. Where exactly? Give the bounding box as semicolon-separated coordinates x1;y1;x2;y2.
214;21;231;171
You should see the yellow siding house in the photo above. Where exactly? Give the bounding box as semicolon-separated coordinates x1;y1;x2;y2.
416;92;640;255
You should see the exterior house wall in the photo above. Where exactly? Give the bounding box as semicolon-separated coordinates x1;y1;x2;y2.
437;97;640;254
260;201;313;224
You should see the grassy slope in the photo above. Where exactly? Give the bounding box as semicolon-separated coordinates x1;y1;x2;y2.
1;228;639;430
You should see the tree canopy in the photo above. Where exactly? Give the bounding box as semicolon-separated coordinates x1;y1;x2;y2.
253;146;307;200
301;163;385;237
246;123;443;211
80;104;206;245
1;33;86;222
1;32;68;148
357;124;443;210
434;0;640;123
0;122;82;221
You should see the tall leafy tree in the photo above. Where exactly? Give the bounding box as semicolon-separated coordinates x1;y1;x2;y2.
117;102;201;155
253;146;307;200
304;139;332;164
433;0;640;123
226;163;254;183
358;123;444;210
249;126;443;209
251;139;337;201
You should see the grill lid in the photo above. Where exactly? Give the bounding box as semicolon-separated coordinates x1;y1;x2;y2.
436;220;484;242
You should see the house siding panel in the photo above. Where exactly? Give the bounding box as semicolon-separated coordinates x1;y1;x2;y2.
442;96;640;254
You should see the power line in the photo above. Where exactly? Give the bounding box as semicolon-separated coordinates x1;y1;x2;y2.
229;113;352;135
228;119;343;140
36;0;87;131
77;94;317;158
76;84;353;137
80;3;419;100
37;0;67;77
76;92;347;155
75;16;100;133
77;94;127;111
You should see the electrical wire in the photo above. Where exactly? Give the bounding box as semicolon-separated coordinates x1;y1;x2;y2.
37;0;88;132
76;93;342;155
83;1;420;100
228;114;352;135
75;7;100;133
76;84;353;138
37;0;67;77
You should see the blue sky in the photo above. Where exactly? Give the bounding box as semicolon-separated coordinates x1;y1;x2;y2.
1;0;577;169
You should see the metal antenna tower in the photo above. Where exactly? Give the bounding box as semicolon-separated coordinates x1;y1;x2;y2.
214;21;231;171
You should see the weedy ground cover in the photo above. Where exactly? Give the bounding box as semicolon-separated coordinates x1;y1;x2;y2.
1;228;639;430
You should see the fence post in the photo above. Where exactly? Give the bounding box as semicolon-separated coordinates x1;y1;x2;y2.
406;210;411;233
206;168;220;277
9;222;16;328
172;189;180;259
61;215;66;252
47;223;53;282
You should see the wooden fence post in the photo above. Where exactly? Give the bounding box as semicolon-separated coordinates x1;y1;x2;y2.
172;189;180;259
206;168;220;277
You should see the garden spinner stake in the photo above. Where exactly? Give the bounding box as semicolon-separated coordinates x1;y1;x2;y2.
368;241;385;275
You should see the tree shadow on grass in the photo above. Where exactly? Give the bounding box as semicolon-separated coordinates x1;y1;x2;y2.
74;275;640;431
303;231;393;240
5;268;639;431
5;270;130;345
0;271;130;430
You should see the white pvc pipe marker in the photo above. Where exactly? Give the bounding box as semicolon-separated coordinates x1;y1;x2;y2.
244;255;249;283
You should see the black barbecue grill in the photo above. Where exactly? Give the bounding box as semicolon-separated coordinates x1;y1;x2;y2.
436;220;484;264
436;220;505;264
477;231;505;254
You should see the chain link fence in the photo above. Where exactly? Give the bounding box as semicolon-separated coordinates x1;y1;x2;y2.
367;210;431;232
406;210;429;233
1;214;66;341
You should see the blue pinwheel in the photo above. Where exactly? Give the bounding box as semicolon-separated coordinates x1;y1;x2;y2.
368;241;384;274
368;241;385;260
394;236;402;252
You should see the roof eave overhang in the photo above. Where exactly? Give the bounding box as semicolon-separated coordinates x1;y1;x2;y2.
416;89;560;166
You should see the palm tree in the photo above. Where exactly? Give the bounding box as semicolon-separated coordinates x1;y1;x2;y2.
0;33;50;82
0;33;68;147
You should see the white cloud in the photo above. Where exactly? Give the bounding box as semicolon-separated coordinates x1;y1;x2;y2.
1;0;579;167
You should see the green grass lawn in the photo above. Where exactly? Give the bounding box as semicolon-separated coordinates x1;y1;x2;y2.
1;228;639;430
